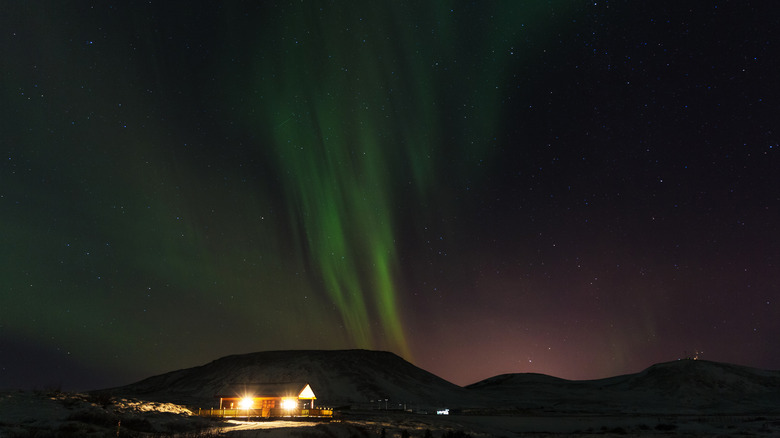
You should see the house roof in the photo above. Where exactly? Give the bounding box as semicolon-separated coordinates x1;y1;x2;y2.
215;382;316;399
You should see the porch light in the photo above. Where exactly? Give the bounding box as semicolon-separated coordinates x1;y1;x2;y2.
281;398;297;410
239;397;254;410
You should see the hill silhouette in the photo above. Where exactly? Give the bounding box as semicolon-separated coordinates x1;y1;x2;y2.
468;359;780;414
107;351;780;414
108;349;476;409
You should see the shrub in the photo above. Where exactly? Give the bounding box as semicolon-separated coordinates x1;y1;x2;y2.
120;417;154;433
655;423;677;431
66;409;118;428
59;396;81;409
57;421;101;438
87;391;114;407
442;431;471;438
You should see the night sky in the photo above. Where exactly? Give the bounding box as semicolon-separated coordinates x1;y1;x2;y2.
2;1;779;391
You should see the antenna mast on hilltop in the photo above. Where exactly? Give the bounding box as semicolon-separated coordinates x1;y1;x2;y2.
683;350;703;360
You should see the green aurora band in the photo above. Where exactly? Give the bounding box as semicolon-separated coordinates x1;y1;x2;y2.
230;2;551;356
1;2;573;377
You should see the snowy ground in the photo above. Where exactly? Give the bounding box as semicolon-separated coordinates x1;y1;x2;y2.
230;410;780;437
0;390;213;437
192;411;780;437
1;391;779;437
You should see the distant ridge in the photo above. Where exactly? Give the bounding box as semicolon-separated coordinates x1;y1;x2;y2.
466;372;570;389
467;359;780;414
606;359;780;395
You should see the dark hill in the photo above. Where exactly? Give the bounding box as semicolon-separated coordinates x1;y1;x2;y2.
468;359;780;414
466;372;570;390
107;351;780;415
107;349;478;409
603;359;780;396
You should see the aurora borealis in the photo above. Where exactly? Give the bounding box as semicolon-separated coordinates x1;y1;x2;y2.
2;1;779;390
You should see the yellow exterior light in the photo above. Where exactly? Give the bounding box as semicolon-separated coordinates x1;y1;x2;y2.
239;397;254;410
281;398;297;410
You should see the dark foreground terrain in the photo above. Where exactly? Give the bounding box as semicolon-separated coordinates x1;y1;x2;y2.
3;352;779;436
2;391;779;437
